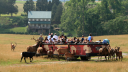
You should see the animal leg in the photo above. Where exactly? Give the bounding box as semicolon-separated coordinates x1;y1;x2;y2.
119;56;120;61
58;54;60;61
30;57;32;62
105;55;107;60
20;56;23;62
24;57;26;62
31;57;33;61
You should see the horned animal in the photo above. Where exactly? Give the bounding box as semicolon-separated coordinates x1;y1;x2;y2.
115;47;123;61
20;52;36;62
11;42;17;51
47;46;54;60
108;48;116;60
57;43;70;61
37;47;43;56
27;37;42;53
64;52;75;61
98;46;109;61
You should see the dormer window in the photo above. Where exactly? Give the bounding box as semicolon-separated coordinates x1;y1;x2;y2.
29;19;31;21
40;19;43;21
48;19;51;21
36;19;39;21
32;19;35;21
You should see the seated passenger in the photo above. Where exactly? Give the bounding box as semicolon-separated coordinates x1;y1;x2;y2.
88;33;93;42
81;35;84;43
53;33;58;41
53;38;57;44
48;38;52;44
83;38;88;44
102;39;111;47
70;39;75;44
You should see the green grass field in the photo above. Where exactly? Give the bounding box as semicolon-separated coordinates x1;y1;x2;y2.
0;34;128;72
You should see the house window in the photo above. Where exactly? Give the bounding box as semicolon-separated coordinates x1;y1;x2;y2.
32;19;35;21
36;19;39;21
48;19;51;21
36;24;38;27
44;19;47;21
29;19;31;21
31;24;34;27
43;24;45;27
41;24;43;27
40;19;43;21
48;25;50;28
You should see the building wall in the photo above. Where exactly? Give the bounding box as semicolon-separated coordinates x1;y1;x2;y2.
28;18;51;35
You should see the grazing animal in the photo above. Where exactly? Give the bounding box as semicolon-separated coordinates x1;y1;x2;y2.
20;52;36;62
57;43;70;61
47;46;54;60
107;47;116;60
11;42;17;51
115;47;123;61
27;37;42;53
98;46;109;61
64;52;76;61
37;47;43;56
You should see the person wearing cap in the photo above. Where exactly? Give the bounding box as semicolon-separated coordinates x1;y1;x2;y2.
38;34;44;42
53;33;58;41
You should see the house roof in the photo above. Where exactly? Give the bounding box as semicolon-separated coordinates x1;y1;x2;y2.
28;11;52;19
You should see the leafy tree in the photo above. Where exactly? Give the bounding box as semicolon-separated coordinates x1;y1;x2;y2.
52;4;57;22
0;0;7;16
60;0;96;36
102;16;128;35
52;0;60;6
54;4;63;24
47;0;52;11
36;0;48;11
6;0;18;17
23;0;35;14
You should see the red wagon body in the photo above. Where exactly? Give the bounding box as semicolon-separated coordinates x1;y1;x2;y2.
41;42;108;60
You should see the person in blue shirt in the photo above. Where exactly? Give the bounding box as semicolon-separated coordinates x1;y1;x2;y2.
103;39;110;44
103;39;111;47
88;33;93;42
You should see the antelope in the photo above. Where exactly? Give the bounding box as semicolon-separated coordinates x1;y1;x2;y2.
11;42;17;51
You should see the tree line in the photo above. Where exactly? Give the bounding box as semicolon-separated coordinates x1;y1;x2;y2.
23;0;63;24
60;0;128;36
0;0;63;24
0;0;18;17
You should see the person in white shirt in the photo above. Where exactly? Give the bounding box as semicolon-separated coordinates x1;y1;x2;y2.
47;33;51;40
53;33;58;41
